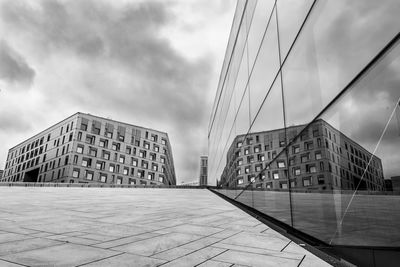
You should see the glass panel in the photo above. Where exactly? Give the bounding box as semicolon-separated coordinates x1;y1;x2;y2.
291;39;400;246
248;9;280;122
281;0;400;127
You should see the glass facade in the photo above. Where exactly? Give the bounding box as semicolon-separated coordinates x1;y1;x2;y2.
209;0;400;264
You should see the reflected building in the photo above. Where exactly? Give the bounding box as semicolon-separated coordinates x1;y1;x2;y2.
1;113;176;185
391;176;400;192
220;119;385;191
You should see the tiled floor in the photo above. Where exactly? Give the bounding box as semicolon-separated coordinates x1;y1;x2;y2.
0;188;331;266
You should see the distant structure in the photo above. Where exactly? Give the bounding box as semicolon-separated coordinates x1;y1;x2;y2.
1;113;176;185
199;156;208;186
220;119;385;191
385;179;393;191
180;180;200;186
0;170;3;179
391;176;400;192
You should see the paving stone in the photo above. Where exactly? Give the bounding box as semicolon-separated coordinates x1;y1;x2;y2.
112;232;204;256
213;250;301;267
0;259;25;266
81;253;166;266
0;238;64;256
151;247;193;261
0;233;32;244
197;260;233;267
220;231;290;251
164;224;223;236
159;247;226;267
93;232;162;249
1;243;120;267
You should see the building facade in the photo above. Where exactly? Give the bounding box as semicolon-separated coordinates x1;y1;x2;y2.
221;119;385;191
0;170;3;180
1;113;176;185
199;156;208;186
391;176;400;192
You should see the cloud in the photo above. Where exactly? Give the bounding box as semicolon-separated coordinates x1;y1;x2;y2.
0;40;35;89
0;0;236;182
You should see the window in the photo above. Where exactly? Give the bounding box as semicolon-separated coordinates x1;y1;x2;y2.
273;172;279;179
82;158;92;168
158;176;164;183
161;139;167;145
236;141;242;148
123;167;129;175
258;154;265;162
73;155;78;164
116;177;123;184
150;153;156;161
238;159;243;166
293;167;301;176
85;171;93;180
137;170;144;178
305;141;314;150
99;139;108;148
245;166;250;174
129;179;136;185
112;142;120;151
303;177;312;186
96;161;104;170
152;164;158;171
77;145;84;154
244;148;249;155
237;178;244;185
255;165;262;172
292;146;300;154
85;135;95;145
126;146;132;154
277;161;285;168
144;142;150;149
142;161;148;169
250;176;255;183
254;146;260;153
80;121;88;131
89;147;97;157
160;157;165;164
102;151;110;160
131;158;138;166
306;164;317;173
148;172;154;180
139;150;146;158
119;156;125;164
301;154;309;163
100;173;107;183
109;164;115;172
151;134;157;142
318;175;325;185
313;129;319;137
289;157;295;166
154;145;159;152
280;182;288;189
72;169;80;178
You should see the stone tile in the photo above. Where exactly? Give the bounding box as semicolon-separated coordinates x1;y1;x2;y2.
112;232;203;256
213;250;301;267
81;253;166;266
151;247;193;261
0;259;25;266
29;232;54;238
164;224;223;236
0;233;32;244
220;232;290;252
0;238;64;256
1;243;120;266
78;233;118;242
300;255;331;267
160;247;226;267
180;236;221;250
283;242;332;267
210;230;241;239
93;232;162;249
197;260;233;267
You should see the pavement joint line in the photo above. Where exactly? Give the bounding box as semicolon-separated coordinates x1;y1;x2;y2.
194;248;230;267
0;257;28;267
297;255;306;267
0;241;68;257
281;240;292;252
75;251;126;267
261;227;270;233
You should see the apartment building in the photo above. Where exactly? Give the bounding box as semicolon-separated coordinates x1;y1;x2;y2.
220;119;385;191
1;113;176;185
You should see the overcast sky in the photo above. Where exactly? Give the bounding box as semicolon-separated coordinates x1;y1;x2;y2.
0;0;236;183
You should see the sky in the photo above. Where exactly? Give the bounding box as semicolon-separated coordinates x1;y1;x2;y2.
0;0;236;183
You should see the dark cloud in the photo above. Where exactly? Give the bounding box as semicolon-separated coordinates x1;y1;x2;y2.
0;0;222;180
0;40;35;89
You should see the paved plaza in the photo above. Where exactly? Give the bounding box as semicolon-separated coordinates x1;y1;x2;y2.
0;187;330;266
